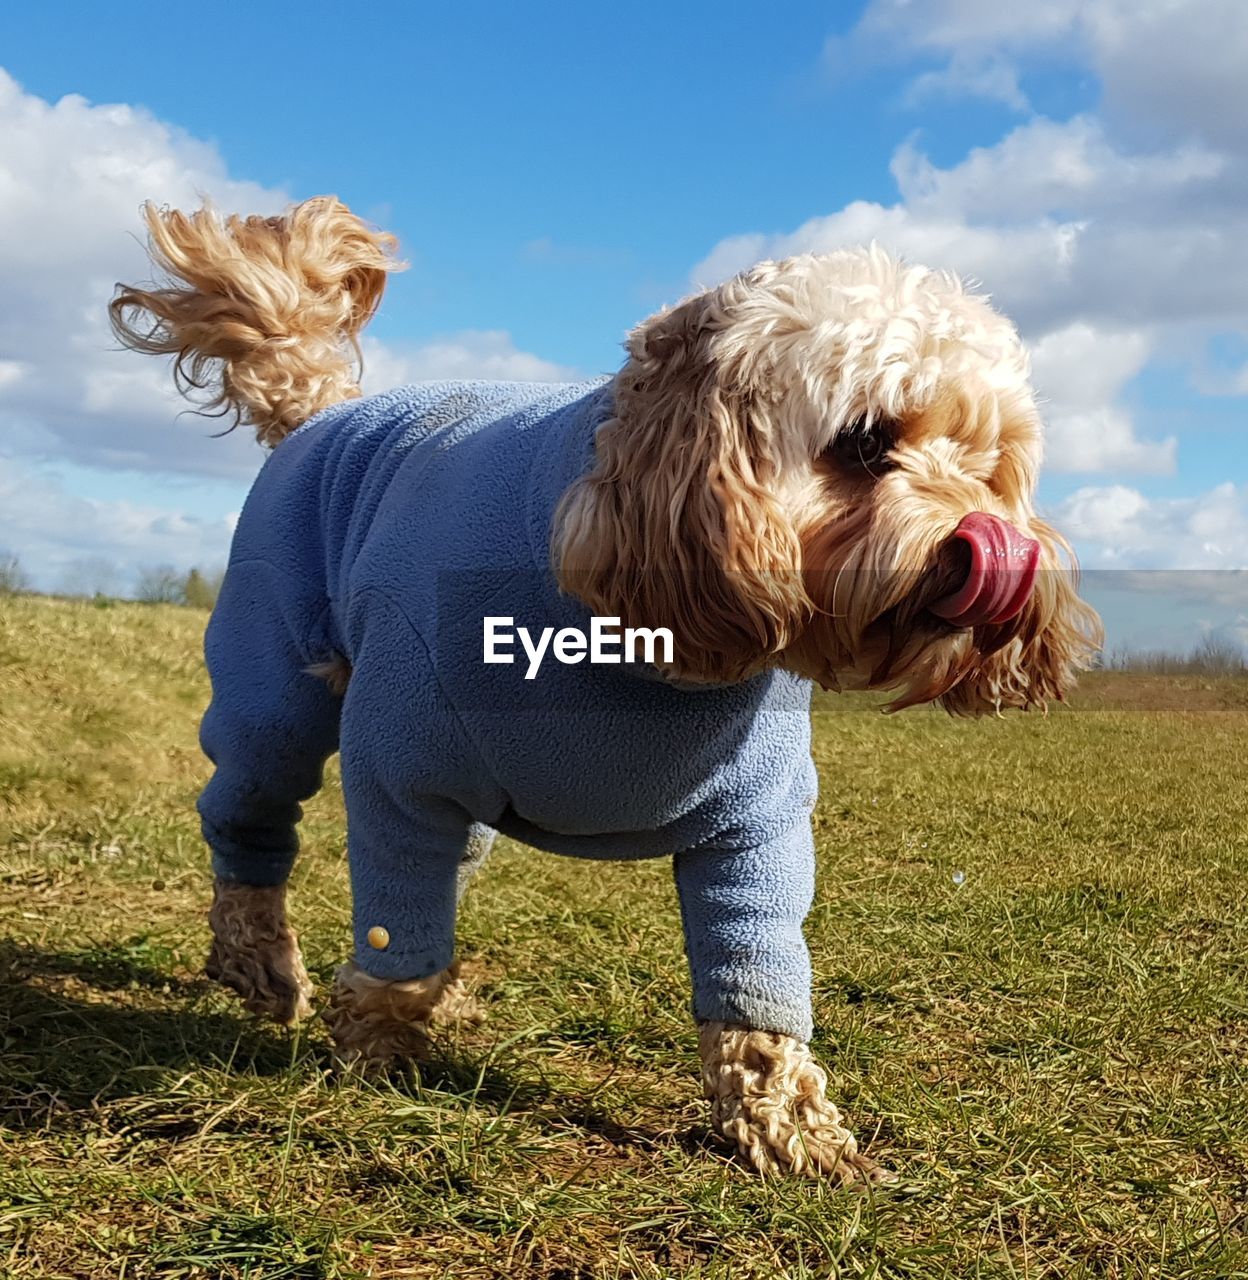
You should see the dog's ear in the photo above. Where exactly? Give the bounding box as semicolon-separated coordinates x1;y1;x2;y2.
554;286;810;682
939;519;1102;715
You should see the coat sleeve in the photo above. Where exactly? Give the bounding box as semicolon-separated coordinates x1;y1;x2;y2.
198;559;342;887
337;590;504;981
672;815;816;1043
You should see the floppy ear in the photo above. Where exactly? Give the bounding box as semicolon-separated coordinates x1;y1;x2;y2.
939;519;1103;715
554;288;810;682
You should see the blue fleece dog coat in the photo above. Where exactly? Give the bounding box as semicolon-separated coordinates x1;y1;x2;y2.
200;380;819;1040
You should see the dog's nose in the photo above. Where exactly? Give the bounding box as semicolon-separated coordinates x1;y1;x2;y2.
929;513;1041;628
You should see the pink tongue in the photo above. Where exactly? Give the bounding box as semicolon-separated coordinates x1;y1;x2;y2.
930;512;1041;628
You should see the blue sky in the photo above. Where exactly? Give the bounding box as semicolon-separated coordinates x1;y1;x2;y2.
1;1;1246;649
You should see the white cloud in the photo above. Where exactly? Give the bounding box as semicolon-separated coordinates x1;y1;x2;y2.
0;68;583;584
695;2;1248;488
1056;482;1248;569
1028;325;1176;474
822;1;1088;76
691;122;1243;342
0;453;237;590
690;201;1083;306
1141;573;1248;611
0;68;575;490
1083;1;1248;152
891;118;1224;226
358;332;579;392
0;67;287;481
1029;325;1151;411
828;0;1248;157
1200;363;1248;397
903;56;1029;112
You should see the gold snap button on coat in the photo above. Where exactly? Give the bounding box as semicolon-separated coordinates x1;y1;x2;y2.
367;926;390;950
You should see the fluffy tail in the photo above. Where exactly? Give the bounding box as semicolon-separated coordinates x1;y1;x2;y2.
110;197;403;447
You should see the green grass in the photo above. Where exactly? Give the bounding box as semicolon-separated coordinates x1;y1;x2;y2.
2;593;1248;1278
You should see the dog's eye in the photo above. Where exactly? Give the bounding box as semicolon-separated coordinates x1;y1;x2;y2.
824;419;895;473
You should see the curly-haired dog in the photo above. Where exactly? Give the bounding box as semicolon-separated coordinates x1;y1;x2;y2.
110;198;1100;1182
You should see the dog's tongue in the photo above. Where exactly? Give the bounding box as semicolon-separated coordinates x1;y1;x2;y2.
929;512;1041;628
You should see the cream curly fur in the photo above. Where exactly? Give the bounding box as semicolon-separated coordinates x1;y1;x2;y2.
699;1022;893;1184
109;198;403;447
206;879;314;1025
554;249;1102;710
206;877;484;1061
322;959;484;1065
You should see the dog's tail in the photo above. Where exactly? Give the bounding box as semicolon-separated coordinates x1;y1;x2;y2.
109;197;403;447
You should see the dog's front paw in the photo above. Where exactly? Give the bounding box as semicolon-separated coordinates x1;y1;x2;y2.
322;960;475;1067
698;1022;893;1185
426;968;487;1028
206;879;315;1024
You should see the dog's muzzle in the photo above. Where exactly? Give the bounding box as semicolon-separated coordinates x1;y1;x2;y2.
928;513;1040;628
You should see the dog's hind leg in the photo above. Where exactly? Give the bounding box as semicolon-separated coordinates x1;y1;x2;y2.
207;879;315;1026
322;788;488;1062
457;821;495;904
326;820;500;1051
320;798;491;1059
320;619;496;1064
434;821;496;1025
198;561;343;1024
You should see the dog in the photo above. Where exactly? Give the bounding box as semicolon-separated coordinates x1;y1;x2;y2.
110;197;1100;1183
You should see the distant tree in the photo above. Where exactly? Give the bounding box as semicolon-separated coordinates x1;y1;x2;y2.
58;556;122;599
183;568;207;608
0;551;29;595
135;563;185;604
1193;632;1246;675
183;567;222;609
1103;633;1247;676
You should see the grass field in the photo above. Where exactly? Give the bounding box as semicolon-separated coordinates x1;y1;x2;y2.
2;594;1248;1279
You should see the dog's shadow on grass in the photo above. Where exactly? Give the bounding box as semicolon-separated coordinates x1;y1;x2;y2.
413;1050;692;1157
0;938;310;1126
0;940;681;1155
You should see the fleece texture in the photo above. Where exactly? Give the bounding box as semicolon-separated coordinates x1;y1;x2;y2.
200;380;819;1041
